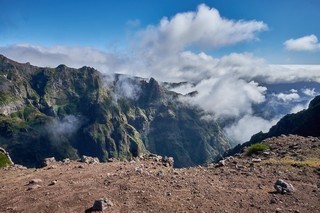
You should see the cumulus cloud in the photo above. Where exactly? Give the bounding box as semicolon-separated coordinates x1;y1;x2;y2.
273;91;300;102
136;4;267;56
180;77;266;119
284;34;320;52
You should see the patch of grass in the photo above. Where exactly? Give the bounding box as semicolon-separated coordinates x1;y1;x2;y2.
247;143;270;155
0;92;17;106
264;157;320;168
0;152;12;167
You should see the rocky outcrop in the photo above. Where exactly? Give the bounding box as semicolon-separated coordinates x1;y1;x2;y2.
0;101;24;116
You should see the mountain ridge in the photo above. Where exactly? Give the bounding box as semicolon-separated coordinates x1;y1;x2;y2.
0;55;230;168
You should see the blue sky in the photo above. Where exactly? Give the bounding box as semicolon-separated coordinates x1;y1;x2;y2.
1;0;320;64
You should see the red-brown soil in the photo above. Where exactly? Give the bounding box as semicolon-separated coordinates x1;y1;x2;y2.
1;135;319;213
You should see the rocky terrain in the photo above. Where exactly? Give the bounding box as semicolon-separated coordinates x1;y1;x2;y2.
0;55;229;168
1;135;319;213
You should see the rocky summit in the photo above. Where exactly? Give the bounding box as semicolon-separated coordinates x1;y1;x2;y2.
0;55;230;168
0;135;319;212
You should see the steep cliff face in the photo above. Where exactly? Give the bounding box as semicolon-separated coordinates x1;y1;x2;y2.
0;55;230;167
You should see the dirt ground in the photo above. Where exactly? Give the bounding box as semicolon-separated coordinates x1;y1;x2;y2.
0;135;319;213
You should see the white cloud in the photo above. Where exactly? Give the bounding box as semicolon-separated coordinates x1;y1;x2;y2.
290;89;298;93
136;4;267;55
181;77;266;119
225;115;279;143
302;88;317;96
289;104;307;114
114;75;142;100
284;34;320;52
273;92;300;102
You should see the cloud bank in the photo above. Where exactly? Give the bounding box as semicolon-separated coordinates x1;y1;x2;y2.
284;34;320;52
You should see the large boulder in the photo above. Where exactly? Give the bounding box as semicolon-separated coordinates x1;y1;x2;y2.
274;179;294;194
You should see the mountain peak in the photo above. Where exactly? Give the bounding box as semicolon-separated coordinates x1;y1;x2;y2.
56;64;68;70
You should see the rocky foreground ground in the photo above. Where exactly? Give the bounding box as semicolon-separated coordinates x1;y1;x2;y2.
0;135;319;213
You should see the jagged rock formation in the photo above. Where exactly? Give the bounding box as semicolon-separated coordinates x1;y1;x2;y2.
0;55;230;167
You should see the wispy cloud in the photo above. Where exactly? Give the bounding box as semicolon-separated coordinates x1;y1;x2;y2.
302;88;317;96
284;34;320;52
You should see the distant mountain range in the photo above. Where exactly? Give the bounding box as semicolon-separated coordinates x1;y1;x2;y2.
0;55;230;168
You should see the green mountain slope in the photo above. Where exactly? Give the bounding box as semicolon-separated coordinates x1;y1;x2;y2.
0;55;230;167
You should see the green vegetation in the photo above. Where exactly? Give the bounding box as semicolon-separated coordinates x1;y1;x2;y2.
247;143;270;155
0;92;17;106
0;152;12;167
263;156;320;168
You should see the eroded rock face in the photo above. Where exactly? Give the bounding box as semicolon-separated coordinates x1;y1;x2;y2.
0;101;24;116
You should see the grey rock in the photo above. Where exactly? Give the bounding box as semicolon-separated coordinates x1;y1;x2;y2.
29;179;43;184
27;184;41;191
92;198;113;211
81;155;99;164
162;156;174;167
43;157;56;167
135;167;143;174
48;180;57;186
107;158;117;162
270;197;277;204
251;158;262;162
62;158;71;164
0;101;24;116
263;151;270;156
216;159;226;167
274;179;294;194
